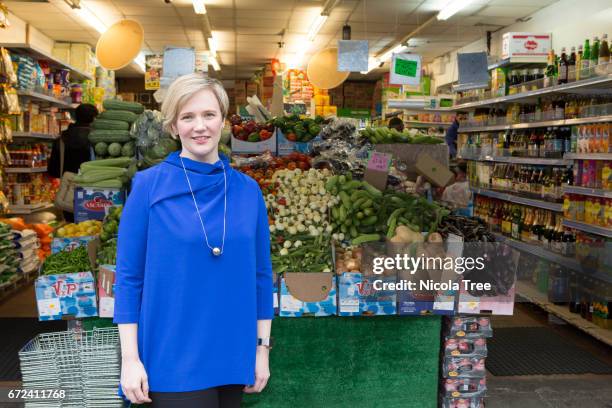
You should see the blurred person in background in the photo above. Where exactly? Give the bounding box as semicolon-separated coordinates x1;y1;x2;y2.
388;117;404;132
48;103;98;221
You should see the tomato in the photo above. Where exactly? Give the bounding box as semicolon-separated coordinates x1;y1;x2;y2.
287;162;297;170
298;161;309;170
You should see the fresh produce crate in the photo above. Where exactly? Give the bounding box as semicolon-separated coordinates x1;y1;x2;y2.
276;128;321;156
51;236;97;254
373;143;449;177
231;132;277;154
278;272;337;317
97;265;116;318
34;271;98;321
74;187;126;223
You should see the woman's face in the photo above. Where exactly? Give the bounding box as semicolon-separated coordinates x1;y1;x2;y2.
173;88;224;163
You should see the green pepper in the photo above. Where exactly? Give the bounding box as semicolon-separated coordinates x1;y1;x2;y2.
248;132;260;142
308;124;321;136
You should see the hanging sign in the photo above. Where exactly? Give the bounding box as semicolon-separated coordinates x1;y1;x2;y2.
337;40;369;72
390;53;422;86
195;51;209;73
145;54;163;90
161;47;195;88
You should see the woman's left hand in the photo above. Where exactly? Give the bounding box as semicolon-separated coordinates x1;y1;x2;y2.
244;347;270;393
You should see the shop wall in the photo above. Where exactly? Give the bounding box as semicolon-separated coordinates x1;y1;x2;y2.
116;78;158;110
428;0;612;89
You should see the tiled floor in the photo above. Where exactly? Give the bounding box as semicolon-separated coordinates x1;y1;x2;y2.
487;304;612;407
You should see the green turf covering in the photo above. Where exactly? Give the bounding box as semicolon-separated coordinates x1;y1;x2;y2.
243;316;441;408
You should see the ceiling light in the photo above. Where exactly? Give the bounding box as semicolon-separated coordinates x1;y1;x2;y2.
307;14;328;41
208;36;217;56
379;44;408;62
283;53;302;69
209;56;220;71
437;0;474;21
75;3;107;34
360;57;379;75
134;52;146;72
193;0;207;15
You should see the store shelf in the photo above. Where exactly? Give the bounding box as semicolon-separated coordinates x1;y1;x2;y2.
562;219;612;238
6;203;54;215
459;153;572;166
563;186;612;198
471;187;564;212
16;90;74;109
0;43;93;82
493;233;612;284
516;281;612;347
452;73;612;110
460;115;612;133
564;152;612;160
387;100;456;111
12;132;60;140
487;58;547;71
5;167;47;173
404;121;452;128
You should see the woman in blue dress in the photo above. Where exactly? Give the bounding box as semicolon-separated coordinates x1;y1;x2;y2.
113;73;274;407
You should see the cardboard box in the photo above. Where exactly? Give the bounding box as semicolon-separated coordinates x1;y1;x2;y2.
246;82;258;97
279;272;337;317
502;32;551;61
323;106;337;116
74;187;126;223
231;131;277;155
51;236;97;254
314;95;330;106
97;265;116;318
272;272;279;315
360;242;397;316
276;129;321;156
52;43;71;65
35;272;98;321
416;153;454;187
382;87;402;102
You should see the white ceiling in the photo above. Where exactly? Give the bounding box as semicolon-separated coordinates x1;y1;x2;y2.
5;0;560;80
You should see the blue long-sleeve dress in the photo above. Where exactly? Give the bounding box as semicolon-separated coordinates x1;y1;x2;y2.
113;151;274;393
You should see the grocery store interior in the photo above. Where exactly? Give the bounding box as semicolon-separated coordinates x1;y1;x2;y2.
1;0;612;407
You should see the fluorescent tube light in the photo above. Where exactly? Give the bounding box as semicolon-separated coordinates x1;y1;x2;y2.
193;0;207;15
75;4;107;34
437;0;474;20
134;52;146;72
307;14;328;41
379;44;408;62
209;56;221;71
208;36;217;56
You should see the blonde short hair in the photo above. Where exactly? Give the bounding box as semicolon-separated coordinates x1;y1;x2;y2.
161;73;229;136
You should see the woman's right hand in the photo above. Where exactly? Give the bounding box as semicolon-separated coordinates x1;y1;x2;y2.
121;358;152;404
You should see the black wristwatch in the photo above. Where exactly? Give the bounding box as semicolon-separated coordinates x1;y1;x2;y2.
257;337;274;349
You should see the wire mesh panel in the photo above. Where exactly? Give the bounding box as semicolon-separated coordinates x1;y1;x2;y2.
18;327;123;408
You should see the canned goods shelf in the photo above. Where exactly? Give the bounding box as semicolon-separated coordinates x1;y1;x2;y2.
562;219;612;238
5;167;48;173
563;186;612;199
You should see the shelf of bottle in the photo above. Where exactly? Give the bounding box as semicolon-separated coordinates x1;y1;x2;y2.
563;185;612;198
515;281;612;347
459;151;572;166
487;58;547;71
452;71;612;110
562;219;612;238
471;187;564;212
564;152;612;160
492;232;612;285
459;114;612;133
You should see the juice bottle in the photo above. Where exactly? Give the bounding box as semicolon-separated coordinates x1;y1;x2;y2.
582;39;591;78
601;124;610;153
585;197;593;224
576;195;585;221
576;44;583;81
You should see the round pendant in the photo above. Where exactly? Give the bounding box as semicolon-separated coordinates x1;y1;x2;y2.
212;247;222;256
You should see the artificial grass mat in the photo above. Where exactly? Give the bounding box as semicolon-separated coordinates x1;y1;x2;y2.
243;316;441;408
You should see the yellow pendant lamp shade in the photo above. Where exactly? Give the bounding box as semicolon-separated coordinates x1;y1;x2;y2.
96;19;144;70
306;47;349;90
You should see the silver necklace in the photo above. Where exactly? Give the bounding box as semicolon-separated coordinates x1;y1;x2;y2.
179;155;227;256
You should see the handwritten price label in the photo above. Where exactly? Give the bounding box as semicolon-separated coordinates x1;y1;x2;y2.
367;152;392;172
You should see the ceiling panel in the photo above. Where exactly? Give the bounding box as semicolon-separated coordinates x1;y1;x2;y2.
477;6;540;18
235;0;298;9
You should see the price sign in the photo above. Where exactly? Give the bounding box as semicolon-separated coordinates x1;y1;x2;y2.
390;53;422;86
367;151;392;172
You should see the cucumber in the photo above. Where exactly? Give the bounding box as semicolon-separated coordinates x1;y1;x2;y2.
103;99;145;114
92;119;130;131
351;233;381;246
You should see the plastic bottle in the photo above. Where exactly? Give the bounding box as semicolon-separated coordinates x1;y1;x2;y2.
598;33;610;65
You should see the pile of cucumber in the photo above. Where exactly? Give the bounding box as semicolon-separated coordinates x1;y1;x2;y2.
89;100;144;159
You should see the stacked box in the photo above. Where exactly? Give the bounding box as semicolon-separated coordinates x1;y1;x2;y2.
35;272;98;321
235;80;247;105
246;81;258;98
440;316;493;408
52;43;71;65
279;272;337;317
70;43;95;76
